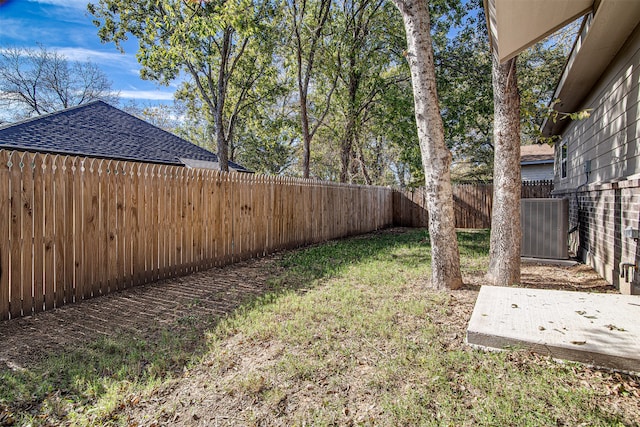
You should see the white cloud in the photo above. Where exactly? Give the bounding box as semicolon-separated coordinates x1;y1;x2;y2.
118;90;175;101
27;0;90;9
53;47;130;64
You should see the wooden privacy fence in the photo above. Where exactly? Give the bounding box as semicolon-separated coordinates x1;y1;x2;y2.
0;150;393;320
393;180;554;228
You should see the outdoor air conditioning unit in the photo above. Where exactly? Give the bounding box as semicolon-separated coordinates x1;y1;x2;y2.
521;198;569;259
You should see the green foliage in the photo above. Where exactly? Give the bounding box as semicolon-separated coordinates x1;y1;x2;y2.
89;0;282;170
0;319;215;425
88;0;577;183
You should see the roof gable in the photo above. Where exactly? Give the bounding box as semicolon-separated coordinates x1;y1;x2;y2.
0;101;250;172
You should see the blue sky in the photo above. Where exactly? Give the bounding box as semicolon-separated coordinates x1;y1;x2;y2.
0;0;175;103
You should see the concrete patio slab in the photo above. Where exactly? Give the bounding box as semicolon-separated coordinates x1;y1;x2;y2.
466;286;640;373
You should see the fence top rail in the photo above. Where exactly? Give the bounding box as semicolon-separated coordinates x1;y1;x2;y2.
0;148;392;191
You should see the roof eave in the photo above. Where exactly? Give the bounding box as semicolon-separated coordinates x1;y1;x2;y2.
484;0;592;63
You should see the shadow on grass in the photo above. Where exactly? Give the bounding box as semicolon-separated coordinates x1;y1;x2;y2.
0;227;490;425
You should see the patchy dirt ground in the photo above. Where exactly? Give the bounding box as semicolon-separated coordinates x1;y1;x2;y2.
1;229;639;426
0;255;287;371
120;260;640;427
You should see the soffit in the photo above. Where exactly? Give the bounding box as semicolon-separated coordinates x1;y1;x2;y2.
484;0;593;63
541;0;640;136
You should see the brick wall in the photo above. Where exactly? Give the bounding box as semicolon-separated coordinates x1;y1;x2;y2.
554;178;640;295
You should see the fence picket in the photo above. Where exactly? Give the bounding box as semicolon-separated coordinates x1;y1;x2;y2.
32;154;44;314
0;152;9;319
2;149;554;320
9;153;22;317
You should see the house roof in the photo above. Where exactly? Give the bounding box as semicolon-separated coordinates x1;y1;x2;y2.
520;144;554;165
0;101;251;172
483;0;640;137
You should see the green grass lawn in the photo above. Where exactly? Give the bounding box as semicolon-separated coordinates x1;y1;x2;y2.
1;228;637;426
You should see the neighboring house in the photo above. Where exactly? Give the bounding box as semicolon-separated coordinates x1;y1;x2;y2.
0;101;251;173
485;0;640;294
520;144;554;182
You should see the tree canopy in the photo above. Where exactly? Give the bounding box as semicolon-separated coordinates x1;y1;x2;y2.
87;0;573;182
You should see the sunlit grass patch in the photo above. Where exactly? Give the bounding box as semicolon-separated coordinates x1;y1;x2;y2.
0;228;635;426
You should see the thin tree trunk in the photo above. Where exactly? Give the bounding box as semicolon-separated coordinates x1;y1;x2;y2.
391;0;462;290
487;55;521;285
292;0;331;179
340;113;356;183
300;92;312;178
215;28;232;172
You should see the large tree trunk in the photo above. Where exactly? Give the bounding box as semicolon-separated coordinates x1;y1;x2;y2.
487;55;521;285
391;0;462;290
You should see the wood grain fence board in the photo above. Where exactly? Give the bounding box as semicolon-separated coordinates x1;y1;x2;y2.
140;165;148;282
171;165;179;275
208;171;217;267
106;161;117;293
238;174;246;258
83;159;102;297
160;166;170;279
187;169;202;272
32;154;44;314
116;162;126;289
192;170;201;271
0;151;10;319
209;171;216;264
194;169;201;269
181;167;189;271
231;173;239;260
171;167;180;276
9;153;23;317
148;165;158;281
107;160;120;292
247;175;254;258
238;175;246;259
181;168;189;272
122;162;138;288
58;157;72;306
258;175;267;257
201;171;207;268
199;170;207;269
130;162;139;283
223;173;232;263
99;160;109;291
272;177;279;251
1;149;402;320
182;168;189;272
20;153;34;316
213;171;222;265
175;166;184;273
71;159;84;301
96;160;107;294
244;174;252;258
159;166;169;279
148;165;157;280
393;181;554;228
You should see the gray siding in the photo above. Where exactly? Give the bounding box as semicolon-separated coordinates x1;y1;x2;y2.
552;23;640;295
554;22;640;191
521;163;554;181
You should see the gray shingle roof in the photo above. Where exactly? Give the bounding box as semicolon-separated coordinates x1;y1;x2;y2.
0;101;251;172
520;144;554;165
